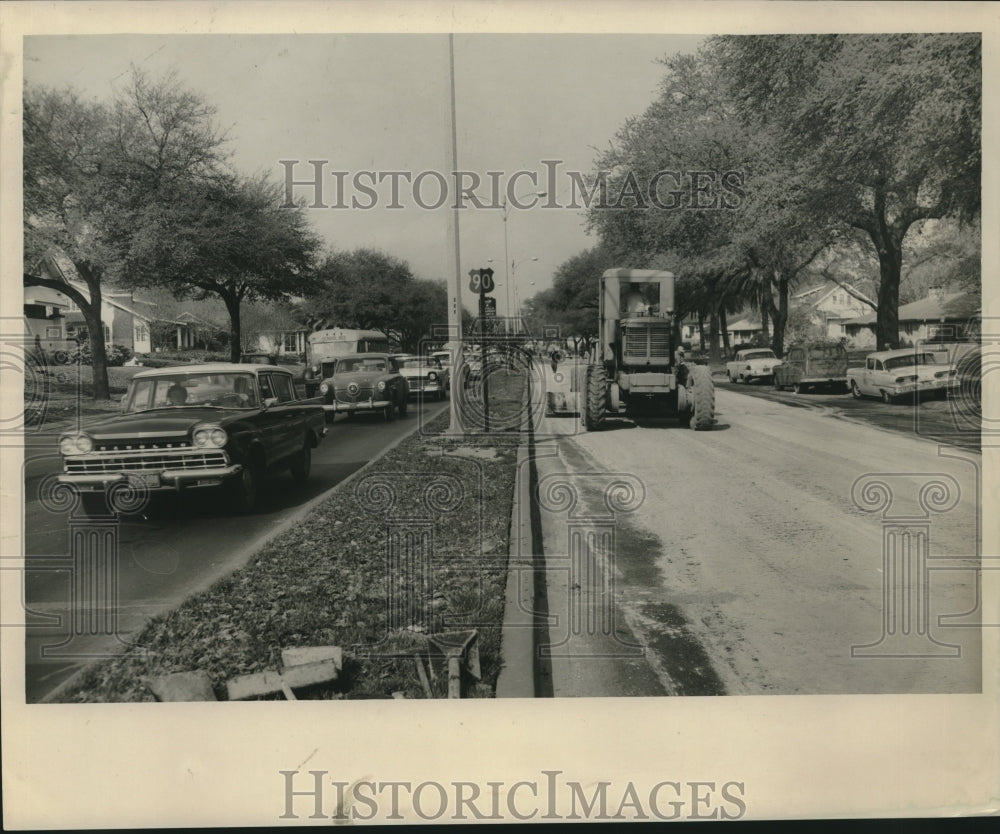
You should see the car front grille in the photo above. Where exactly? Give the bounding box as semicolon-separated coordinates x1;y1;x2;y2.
336;386;375;403
65;447;228;473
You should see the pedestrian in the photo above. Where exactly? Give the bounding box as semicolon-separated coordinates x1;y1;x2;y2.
550;349;560;374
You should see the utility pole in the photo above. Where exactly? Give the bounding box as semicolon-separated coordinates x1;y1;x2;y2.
446;33;464;434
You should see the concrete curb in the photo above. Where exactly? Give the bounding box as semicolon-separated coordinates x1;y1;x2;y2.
38;404;446;704
496;373;538;698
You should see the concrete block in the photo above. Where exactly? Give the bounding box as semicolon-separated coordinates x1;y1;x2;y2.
147;671;217;702
281;646;343;670
227;659;340;701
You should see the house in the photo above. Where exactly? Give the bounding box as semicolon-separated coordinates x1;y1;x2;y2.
25;253;192;355
173;311;224;351
791;281;874;339
255;328;310;357
23;284;73;354
725;319;762;344
843;287;979;348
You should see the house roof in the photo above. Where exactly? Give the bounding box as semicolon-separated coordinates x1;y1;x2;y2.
726;319;761;332
844;291;975;326
24;285;72;307
793;281;876;308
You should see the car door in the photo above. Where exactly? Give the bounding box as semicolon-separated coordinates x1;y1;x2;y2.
857;357;873;395
264;371;301;462
388;357;405;401
867;358;886;394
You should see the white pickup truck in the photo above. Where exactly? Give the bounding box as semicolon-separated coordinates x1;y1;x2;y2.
726;348;778;384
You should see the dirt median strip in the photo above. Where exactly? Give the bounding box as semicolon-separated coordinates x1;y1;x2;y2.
52;372;527;702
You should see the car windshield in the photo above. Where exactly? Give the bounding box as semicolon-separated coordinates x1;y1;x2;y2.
743;350;776;360
126;372;259;412
336;358;386;374
884;353;938;370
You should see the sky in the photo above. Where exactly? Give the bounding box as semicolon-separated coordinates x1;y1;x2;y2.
24;33;703;316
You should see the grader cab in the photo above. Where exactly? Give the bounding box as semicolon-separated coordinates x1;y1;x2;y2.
582;268;714;431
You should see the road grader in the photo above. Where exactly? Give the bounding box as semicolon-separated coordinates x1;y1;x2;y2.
579;268;715;431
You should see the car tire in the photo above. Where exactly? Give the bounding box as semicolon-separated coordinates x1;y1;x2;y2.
793;382;802;394
881;390;893;404
290;440;311;484
228;464;260;514
851;381;863;399
689;364;715;431
383;403;396;421
583;363;607;432
397;395;408;417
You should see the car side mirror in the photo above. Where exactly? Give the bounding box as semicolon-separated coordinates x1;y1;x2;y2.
263;396;279;408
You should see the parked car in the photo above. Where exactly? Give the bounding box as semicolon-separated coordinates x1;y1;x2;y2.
391;354;450;400
240;351;279;366
726;348;779;384
56;364;327;515
773;342;849;393
316;352;409;420
430;350;453;372
846;348;959;403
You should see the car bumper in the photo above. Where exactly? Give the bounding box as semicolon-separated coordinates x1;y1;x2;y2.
322;399;392;413
57;464;244;491
893;380;959;396
407;382;444;395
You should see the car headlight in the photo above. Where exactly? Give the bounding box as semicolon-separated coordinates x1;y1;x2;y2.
745;364;752;370
193;424;227;448
319;382;329;395
428;371;437;381
377;380;386;391
60;433;93;455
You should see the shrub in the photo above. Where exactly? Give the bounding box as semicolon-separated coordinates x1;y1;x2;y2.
67;342;134;367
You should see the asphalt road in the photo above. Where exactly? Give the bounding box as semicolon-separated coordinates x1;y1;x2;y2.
534;362;982;696
715;375;981;452
19;398;448;703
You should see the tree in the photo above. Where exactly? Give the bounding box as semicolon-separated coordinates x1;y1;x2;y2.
24;86;121;399
120;172;321;360
23;68;231;397
301;248;427;342
396;280;448;352
716;33;981;348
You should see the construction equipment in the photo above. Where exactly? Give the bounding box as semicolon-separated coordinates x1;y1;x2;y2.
583;268;714;431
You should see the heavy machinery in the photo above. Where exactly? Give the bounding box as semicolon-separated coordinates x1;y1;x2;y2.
582;268;714;431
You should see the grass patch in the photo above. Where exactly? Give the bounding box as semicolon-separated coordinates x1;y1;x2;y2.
56;372;527;702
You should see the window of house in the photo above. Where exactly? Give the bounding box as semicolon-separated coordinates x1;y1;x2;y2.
282;332;298;354
103;325;111;343
135;323;148;342
45;326;61;339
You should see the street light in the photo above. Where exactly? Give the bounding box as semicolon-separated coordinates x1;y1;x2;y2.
498;191;546;320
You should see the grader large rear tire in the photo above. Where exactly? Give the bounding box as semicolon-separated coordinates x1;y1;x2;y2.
584;363;607;431
689;364;715;431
